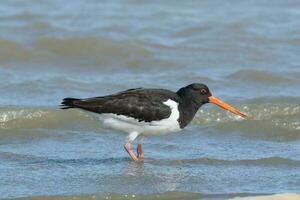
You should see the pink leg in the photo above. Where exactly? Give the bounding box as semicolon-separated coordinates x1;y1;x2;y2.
137;144;143;159
124;142;138;161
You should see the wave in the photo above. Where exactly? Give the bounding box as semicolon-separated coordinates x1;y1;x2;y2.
6;191;299;200
1;191;272;200
0;39;32;63
0;96;300;137
0;152;130;165
192;96;300;140
210;118;300;141
0;107;99;131
0;152;45;162
230;193;300;200
0;37;152;66
172;24;211;38
2;151;297;167
22;21;52;31
226;70;297;84
150;157;300;167
35;37;151;59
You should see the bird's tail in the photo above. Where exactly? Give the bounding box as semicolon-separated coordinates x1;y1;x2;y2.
60;98;81;109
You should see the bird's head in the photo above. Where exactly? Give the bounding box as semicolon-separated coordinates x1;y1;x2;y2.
177;83;247;119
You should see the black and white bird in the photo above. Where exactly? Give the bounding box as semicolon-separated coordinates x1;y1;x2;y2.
61;83;246;161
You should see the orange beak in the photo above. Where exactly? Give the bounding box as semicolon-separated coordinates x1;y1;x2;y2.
208;96;247;119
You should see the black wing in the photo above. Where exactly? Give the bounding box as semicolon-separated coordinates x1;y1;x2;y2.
61;88;179;122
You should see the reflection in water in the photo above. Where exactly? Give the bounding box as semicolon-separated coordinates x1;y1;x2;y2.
122;159;188;192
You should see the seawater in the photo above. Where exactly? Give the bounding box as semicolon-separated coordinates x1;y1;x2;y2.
0;0;300;199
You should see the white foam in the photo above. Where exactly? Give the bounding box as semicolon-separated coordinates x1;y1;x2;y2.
230;193;300;200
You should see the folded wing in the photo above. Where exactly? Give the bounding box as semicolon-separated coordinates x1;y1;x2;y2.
61;88;179;122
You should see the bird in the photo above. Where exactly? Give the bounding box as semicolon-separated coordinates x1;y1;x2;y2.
61;83;247;161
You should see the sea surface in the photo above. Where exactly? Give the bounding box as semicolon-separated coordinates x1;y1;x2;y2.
0;0;300;199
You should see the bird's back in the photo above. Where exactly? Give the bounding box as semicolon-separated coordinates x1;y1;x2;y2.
61;88;180;123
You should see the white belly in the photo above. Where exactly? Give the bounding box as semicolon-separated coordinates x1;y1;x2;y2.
94;99;181;136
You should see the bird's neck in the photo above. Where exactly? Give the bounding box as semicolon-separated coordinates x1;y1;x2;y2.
177;99;201;129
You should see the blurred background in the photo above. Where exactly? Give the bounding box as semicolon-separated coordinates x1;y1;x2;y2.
1;0;300;105
0;0;300;199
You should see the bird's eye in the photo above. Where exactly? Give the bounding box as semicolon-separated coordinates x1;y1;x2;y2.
200;89;207;95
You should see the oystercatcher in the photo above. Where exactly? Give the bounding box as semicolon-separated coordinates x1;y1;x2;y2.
61;83;246;161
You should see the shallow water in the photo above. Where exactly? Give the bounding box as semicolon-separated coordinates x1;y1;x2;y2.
0;0;300;199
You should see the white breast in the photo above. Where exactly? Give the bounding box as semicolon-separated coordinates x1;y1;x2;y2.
95;99;181;136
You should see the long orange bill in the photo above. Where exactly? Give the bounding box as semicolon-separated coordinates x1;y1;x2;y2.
208;96;247;119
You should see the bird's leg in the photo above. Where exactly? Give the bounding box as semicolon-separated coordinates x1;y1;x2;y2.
137;144;143;159
124;142;138;161
124;132;139;161
137;136;144;159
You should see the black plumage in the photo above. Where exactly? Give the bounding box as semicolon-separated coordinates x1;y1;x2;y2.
61;83;212;128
